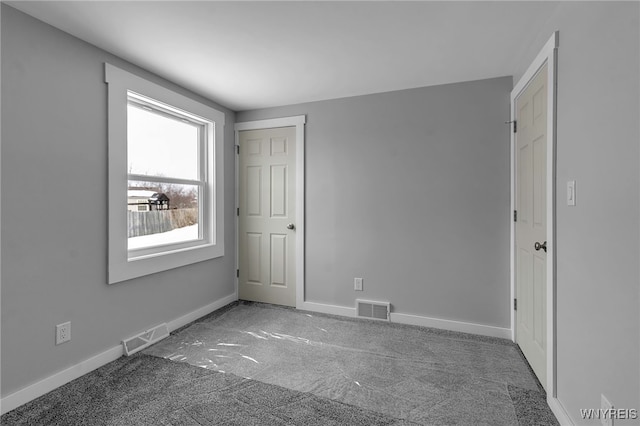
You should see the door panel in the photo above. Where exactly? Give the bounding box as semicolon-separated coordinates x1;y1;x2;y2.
270;234;287;287
246;166;262;216
518;143;531;225
516;63;547;389
246;233;262;284
533;135;546;228
533;255;546;347
238;127;296;307
270;165;287;217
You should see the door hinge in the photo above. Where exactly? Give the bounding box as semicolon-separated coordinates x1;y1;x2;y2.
237;207;239;216
236;269;239;278
514;299;517;311
505;120;517;133
514;210;518;222
236;145;240;155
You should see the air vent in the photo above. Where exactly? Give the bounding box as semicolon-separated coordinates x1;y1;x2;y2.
122;323;169;356
356;299;390;321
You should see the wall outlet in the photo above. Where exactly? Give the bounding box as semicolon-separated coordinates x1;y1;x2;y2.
354;277;363;291
56;321;71;345
601;394;613;426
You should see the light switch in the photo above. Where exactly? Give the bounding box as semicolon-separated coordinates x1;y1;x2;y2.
567;180;576;206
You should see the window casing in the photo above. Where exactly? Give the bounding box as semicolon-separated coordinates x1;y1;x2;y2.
105;63;224;284
126;92;206;257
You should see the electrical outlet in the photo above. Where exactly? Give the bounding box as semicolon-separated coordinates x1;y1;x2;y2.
601;394;613;426
354;277;363;291
56;322;71;345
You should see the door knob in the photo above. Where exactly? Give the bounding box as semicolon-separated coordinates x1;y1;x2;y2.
534;241;547;253
286;223;295;230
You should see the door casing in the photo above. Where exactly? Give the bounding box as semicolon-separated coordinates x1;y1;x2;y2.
234;116;306;308
510;32;558;398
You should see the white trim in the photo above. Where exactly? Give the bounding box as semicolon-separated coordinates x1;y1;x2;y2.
299;302;511;339
234;116;305;132
234;116;306;308
105;63;225;284
0;5;3;413
510;32;558;398
512;33;559;97
234;132;240;302
299;301;357;318
0;345;124;415
0;292;237;415
165;292;236;332
391;312;512;339
547;396;575;426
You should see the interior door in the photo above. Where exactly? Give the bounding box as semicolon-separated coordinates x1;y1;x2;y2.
238;127;296;307
515;63;548;389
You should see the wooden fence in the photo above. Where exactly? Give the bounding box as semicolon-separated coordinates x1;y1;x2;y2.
128;209;198;238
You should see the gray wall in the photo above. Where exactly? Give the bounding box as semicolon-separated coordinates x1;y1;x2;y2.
1;5;236;397
6;2;637;421
238;76;513;328
513;2;640;424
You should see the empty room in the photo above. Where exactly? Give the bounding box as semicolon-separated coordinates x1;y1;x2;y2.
1;1;639;425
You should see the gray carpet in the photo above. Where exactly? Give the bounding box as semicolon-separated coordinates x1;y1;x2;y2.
2;302;559;425
1;354;415;426
145;302;558;425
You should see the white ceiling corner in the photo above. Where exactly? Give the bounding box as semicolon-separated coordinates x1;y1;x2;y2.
6;1;561;111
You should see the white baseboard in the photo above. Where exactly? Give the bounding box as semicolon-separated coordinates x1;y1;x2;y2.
390;312;512;339
298;301;356;318
548;395;574;425
0;292;237;415
298;301;511;339
0;345;123;415
166;292;237;332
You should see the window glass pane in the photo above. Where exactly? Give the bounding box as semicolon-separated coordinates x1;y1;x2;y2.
127;180;200;250
127;103;200;180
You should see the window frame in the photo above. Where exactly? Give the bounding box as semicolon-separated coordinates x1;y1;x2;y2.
126;93;206;257
105;63;224;284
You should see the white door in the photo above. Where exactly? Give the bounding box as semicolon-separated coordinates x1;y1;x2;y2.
515;64;548;389
238;127;296;307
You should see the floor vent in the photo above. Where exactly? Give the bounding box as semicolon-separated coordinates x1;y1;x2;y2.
356;299;390;321
122;323;169;356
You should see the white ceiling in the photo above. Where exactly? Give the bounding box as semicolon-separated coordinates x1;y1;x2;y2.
7;1;560;111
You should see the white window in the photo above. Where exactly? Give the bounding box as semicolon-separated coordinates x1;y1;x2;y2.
105;63;224;284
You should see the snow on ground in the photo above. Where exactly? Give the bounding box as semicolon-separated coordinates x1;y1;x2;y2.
128;224;199;250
